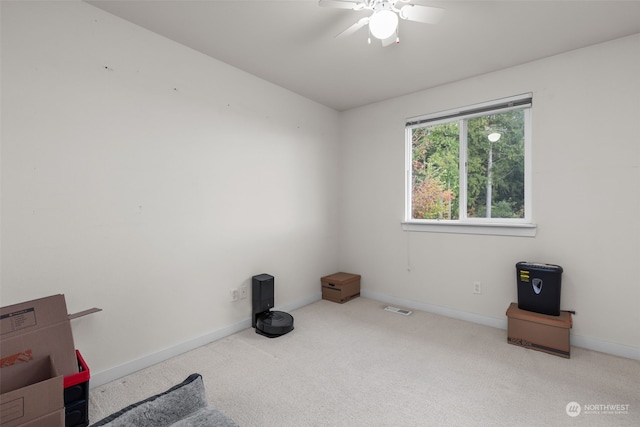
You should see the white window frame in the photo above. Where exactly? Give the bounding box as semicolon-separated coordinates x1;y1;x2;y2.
402;94;536;237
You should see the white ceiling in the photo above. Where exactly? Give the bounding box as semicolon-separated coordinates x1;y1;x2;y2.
87;0;640;111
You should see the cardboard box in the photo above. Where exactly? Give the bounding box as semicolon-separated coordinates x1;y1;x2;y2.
0;356;64;427
15;410;65;427
1;295;84;427
1;295;78;377
506;302;572;358
321;272;361;304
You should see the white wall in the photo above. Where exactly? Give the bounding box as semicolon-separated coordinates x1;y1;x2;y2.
339;34;640;358
1;1;340;383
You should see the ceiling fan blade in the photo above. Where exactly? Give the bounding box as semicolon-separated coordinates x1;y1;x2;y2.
336;17;370;38
319;0;365;10
399;5;445;24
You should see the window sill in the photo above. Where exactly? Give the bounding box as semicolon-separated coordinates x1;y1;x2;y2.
401;221;537;237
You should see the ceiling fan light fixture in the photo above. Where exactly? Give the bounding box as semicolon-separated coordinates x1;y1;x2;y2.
369;9;398;40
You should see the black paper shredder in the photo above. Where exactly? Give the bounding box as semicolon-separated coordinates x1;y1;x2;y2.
516;262;563;316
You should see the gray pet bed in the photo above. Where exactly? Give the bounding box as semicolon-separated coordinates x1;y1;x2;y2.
91;373;237;427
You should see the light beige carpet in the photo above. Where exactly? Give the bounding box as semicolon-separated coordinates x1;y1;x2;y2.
89;298;639;426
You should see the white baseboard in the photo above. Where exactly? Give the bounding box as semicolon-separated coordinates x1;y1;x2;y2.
569;334;640;361
362;290;640;361
361;290;508;329
90;292;322;388
90;319;251;388
91;290;638;387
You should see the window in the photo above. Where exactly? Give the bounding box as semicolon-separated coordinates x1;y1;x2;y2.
403;94;535;236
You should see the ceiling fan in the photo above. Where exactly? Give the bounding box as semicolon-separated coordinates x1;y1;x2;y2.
319;0;445;46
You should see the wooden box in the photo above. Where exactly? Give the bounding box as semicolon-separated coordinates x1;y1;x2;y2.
321;272;360;304
506;302;572;358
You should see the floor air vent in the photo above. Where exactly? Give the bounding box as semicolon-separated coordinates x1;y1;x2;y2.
384;306;413;316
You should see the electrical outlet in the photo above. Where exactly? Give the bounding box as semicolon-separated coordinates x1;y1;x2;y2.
239;285;248;299
473;281;482;294
230;288;239;302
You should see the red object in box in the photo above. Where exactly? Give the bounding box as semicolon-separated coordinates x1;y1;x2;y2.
64;350;89;389
63;350;90;427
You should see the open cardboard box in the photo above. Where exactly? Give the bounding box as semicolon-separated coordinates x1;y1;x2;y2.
1;295;100;426
0;355;64;427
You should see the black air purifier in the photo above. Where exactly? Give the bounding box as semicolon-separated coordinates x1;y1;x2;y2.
516;262;563;316
252;274;294;338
